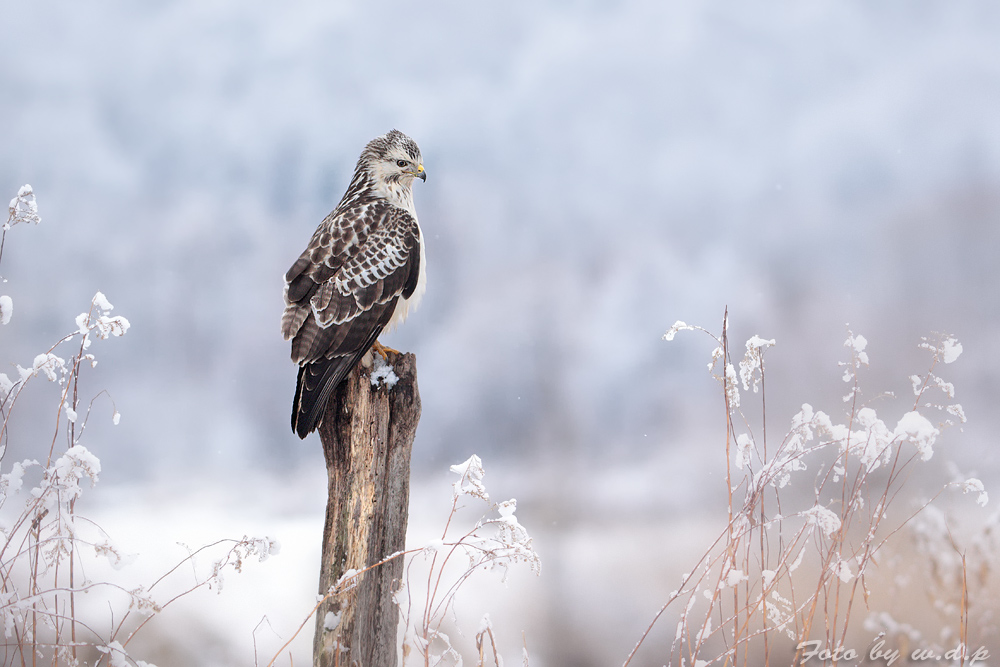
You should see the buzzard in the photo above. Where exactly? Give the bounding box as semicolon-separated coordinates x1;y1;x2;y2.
282;130;427;438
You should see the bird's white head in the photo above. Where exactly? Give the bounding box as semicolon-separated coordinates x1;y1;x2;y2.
359;130;426;213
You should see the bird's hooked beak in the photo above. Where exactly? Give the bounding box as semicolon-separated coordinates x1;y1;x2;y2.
415;163;426;182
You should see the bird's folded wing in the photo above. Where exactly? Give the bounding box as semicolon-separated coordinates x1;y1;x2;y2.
282;205;420;365
314;209;419;327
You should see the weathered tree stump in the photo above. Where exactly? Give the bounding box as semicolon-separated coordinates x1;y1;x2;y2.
313;351;420;667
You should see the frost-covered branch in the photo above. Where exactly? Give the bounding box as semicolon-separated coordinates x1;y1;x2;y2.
400;455;540;666
0;185;277;666
636;318;986;666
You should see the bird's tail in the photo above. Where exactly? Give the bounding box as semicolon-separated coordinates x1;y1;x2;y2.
291;351;369;439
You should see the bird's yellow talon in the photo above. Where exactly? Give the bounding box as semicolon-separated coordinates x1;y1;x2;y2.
372;340;400;360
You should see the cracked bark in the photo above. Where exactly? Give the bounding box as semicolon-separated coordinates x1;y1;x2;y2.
313;352;420;667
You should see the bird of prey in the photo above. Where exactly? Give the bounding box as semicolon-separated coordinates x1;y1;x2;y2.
282;130;427;438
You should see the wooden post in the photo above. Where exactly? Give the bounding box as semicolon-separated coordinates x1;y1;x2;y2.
313;351;420;667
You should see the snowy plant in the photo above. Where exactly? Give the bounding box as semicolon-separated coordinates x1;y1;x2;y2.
0;186;278;665
1;186;36;336
399;455;540;666
6;184;41;228
873;472;998;658
622;317;986;666
267;454;539;667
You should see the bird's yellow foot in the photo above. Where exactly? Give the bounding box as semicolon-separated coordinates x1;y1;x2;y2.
372;340;400;360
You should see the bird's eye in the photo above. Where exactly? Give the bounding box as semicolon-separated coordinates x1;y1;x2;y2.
396;160;408;168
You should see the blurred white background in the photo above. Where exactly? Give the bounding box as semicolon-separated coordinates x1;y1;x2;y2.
3;1;1000;664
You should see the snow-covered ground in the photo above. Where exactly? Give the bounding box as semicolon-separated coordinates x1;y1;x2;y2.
76;455;727;667
72;440;996;666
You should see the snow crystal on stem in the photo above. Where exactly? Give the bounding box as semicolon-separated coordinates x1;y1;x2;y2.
422;538;445;555
849;407;895;470
26;353;66;382
929;374;955;399
840;331;869;390
739;335;775;393
75;311;91;335
94;540;137;571
7;184;41;227
488;497;540;577
735;433;752;470
1;459;34;497
725;568;748;587
751;450;806;490
695;615;712;646
0;295;11;325
832;559;854;583
893;411;938;461
92;291;114;312
248;536;281;561
945;403;967;424
450;454;489;502
0;372;13;399
477;612;494;635
94;314;130;338
725;363;740;408
75;292;129;339
96;641;154;667
496;499;517;520
802;504;841;536
844;332;869;365
663;320;696;341
921;334;963;365
941;337;963;364
48;445;102;501
962;478;988;507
